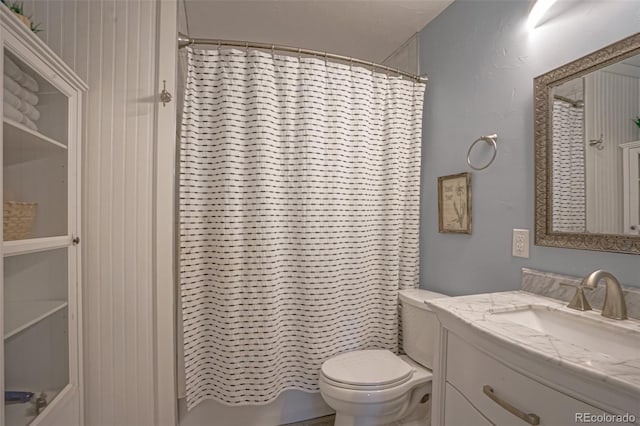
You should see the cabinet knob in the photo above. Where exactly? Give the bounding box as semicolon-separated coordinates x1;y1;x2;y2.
631;225;637;231
72;236;80;245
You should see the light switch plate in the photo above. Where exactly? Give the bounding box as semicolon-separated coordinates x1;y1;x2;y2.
512;229;530;258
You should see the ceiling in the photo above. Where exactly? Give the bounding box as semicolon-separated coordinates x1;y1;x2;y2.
182;0;454;64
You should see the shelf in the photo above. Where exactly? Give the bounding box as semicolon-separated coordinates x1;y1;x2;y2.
4;300;67;339
3;119;66;165
619;140;640;149
3;236;71;257
5;388;63;426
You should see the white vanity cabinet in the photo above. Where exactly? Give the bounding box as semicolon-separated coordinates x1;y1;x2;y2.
0;7;86;426
431;318;640;426
442;333;622;426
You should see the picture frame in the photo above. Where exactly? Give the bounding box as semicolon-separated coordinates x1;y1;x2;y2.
438;172;472;234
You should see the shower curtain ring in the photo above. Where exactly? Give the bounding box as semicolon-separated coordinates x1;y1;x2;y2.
298;48;302;60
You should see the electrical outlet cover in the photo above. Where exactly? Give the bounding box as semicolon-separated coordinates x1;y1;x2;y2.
512;229;530;258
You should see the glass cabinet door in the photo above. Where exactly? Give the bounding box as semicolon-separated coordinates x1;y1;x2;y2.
2;46;76;426
4;250;69;425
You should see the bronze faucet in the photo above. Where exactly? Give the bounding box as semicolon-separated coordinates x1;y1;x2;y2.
580;270;628;320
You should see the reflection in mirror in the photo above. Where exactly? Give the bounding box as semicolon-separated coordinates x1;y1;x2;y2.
550;53;640;236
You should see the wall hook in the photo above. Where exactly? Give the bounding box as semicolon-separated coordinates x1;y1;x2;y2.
589;134;604;150
160;80;172;107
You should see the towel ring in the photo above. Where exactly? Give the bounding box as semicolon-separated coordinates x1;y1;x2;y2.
467;134;498;170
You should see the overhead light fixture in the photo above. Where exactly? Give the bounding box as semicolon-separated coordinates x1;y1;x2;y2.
527;0;558;30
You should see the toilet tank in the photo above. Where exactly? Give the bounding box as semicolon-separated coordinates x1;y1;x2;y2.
398;289;449;369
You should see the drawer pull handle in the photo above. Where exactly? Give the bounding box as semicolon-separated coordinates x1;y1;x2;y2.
483;385;540;425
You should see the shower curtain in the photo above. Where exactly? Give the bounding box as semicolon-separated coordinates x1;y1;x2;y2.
551;99;586;233
179;46;426;409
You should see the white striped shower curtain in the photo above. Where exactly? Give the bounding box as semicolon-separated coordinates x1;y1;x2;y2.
179;47;426;409
552;99;586;233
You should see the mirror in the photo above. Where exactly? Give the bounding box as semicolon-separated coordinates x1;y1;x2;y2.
535;32;640;254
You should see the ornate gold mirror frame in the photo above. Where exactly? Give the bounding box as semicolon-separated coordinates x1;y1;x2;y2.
534;32;640;254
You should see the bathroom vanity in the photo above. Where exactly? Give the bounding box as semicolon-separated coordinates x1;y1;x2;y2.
426;291;640;426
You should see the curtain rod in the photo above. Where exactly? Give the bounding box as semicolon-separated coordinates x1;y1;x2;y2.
177;33;428;83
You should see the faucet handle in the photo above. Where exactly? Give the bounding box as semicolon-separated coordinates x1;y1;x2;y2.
560;282;593;311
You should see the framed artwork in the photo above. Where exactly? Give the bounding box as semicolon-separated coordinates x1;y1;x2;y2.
438;172;472;234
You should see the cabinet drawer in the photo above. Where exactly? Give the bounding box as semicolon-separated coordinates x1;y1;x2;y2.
446;333;616;426
445;382;493;426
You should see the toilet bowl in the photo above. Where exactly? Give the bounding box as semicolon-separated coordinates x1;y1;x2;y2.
319;289;448;426
319;351;432;426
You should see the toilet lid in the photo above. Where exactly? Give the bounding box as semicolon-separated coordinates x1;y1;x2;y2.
321;350;413;387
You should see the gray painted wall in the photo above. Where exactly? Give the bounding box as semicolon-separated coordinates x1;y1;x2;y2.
418;0;640;295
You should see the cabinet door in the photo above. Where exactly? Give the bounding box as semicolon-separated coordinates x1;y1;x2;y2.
1;30;80;426
444;383;493;426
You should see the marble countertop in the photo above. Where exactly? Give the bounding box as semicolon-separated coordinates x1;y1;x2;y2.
425;291;640;397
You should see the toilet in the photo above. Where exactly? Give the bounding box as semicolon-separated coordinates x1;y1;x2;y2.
319;289;448;426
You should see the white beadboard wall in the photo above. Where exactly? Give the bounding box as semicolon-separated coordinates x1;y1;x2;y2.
585;70;640;234
20;1;158;424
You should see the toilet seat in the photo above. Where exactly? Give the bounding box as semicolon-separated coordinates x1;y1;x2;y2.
321;349;414;390
320;372;415;391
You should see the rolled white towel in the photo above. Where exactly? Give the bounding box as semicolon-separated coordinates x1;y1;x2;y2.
18;85;38;106
4;101;24;123
4;74;22;96
20;115;38;131
21;73;39;93
5;57;26;85
4;90;40;121
4;103;39;131
5;58;25;82
4;88;21;110
18;99;40;121
5;56;39;92
4;75;39;105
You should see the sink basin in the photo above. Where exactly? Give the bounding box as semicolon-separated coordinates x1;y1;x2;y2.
490;306;640;360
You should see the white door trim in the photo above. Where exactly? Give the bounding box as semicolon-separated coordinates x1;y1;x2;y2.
154;0;178;424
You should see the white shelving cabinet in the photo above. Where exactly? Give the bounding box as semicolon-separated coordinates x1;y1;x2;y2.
620;140;640;236
0;6;86;426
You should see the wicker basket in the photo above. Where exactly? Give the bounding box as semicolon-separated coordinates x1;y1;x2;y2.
3;201;37;241
12;12;31;30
